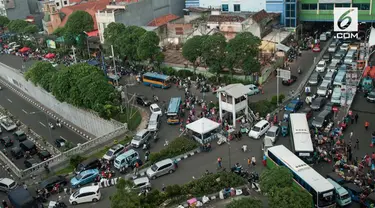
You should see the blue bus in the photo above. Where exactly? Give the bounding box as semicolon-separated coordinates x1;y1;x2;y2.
167;97;181;124
142;72;171;89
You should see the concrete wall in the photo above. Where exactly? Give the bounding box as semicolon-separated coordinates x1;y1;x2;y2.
266;0;284;24
0;63;123;137
6;0;31;20
199;0;266;12
114;0;185;26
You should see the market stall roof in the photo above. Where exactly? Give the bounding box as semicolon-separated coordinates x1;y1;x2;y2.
186;118;220;135
216;83;250;98
19;47;30;53
262;29;291;43
276;43;290;52
368;27;375;47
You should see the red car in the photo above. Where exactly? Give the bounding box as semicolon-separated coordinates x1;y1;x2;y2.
281;75;297;86
312;44;321;52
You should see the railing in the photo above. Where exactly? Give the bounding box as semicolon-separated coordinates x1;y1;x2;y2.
0;151;23;178
20;126;128;178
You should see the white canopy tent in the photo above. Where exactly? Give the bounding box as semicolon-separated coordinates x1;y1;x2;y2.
186;118;220;144
369;27;375;48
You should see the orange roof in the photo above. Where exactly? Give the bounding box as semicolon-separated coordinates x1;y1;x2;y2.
147;14;180;27
60;0;111;29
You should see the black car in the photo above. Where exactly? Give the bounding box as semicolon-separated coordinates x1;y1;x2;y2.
39;175;68;192
367;91;375;103
10;147;23;159
322;53;332;63
24;159;38;168
55;138;66;148
136;95;151;106
0;136;13;147
310;97;326;110
324;102;334;112
281;75;297;86
37;150;52;161
13;130;27;142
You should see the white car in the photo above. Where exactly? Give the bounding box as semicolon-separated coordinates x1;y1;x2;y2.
0;178;17;192
340;43;349;51
69;185;101;205
102;144;125;161
328;44;337;53
248;120;270;139
150;104;162;116
315;60;326;73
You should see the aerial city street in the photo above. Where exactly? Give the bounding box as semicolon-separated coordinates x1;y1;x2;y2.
0;0;374;208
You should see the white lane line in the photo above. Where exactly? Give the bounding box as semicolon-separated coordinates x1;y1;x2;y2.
39;122;46;127
7;99;12;103
22;109;28;114
60;136;66;140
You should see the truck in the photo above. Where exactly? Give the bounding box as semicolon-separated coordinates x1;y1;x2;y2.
8;187;40;208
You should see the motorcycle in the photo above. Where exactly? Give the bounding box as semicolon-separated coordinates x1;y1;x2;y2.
142;142;150;150
248;171;259;183
56;120;62;128
153;132;159;143
153;95;159;102
48;122;55;129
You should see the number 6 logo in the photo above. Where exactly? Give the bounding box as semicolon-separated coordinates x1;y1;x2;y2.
338;9;353;30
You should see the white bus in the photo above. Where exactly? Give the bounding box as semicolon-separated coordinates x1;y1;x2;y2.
267;145;336;208
0;116;17;131
289;113;314;163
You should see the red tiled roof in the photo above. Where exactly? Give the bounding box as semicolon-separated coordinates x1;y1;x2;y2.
252;9;269;23
86;30;99;36
147;14;180;27
207;15;245;23
60;0;111;29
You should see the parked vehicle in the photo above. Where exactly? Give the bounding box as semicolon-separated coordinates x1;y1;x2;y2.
136;95;151;106
317;81;331;97
312;110;332;128
147;113;161;132
245;84;260;96
248;120;270;139
301;107;313;120
69;185;101;205
75;158;101;175
132;177;151;192
114;149;139;170
150;104;162;116
8;187;39;208
13;130;27;142
327;178;352;207
342;183;363;203
281;75;297;86
0;178;17;192
331;87;342;105
146;158;176;179
310;97;326;110
264;126;279;143
131;129;151;148
367;90;375;103
285;99;303;113
102;144;126;161
10;146;23;159
328;44;337;53
39;175;67;192
19;140;37;155
70;169;100;188
308;72;322;85
37;150;52;161
24;159;38;168
55;138;66;148
0;136;14;147
315;60;327;73
322;53;332;63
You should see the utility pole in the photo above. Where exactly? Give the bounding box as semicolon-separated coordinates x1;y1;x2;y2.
71;46;77;63
110;45;119;86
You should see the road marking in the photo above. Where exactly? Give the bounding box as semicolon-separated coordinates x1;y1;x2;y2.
22;109;28;114
39;122;46;127
60;136;66;140
7;99;12;103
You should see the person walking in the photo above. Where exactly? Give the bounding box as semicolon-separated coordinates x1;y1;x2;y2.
247;157;251;167
350;132;353;140
217;157;222;169
133;161;139;175
355;138;359;149
365;121;370;130
355;113;359;124
351;115;354;124
251;156;256;166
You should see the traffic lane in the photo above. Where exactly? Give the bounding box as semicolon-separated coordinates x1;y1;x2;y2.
0;87;86;146
350;91;375;114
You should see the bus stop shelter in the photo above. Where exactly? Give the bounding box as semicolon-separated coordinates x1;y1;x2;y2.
186;118;220;144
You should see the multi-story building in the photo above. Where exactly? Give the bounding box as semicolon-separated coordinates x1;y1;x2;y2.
0;0;31;20
299;0;374;22
96;0;185;43
185;0;266;12
266;0;297;27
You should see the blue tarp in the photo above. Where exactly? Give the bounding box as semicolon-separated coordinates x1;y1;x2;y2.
87;59;99;66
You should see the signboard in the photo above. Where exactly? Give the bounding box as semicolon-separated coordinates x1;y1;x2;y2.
46;40;56;49
276;69;291;79
332;107;338;112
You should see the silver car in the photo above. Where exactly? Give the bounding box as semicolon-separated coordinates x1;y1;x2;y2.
308;72;321;85
132;177;151;191
0;178;17;192
146;158;176;179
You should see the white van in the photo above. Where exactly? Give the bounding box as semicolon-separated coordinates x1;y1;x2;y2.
264;126;279;143
248;120;270;139
150;104;162;116
69;185;101;205
320;33;327;41
147;113;161;132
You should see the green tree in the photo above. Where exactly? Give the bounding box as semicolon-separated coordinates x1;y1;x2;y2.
137;31;162;63
201;33;227;78
119;25;146;62
269;187;313;208
259;166;293;194
110;178;141;208
23;25;38;35
0;16;10;31
226;32;261;77
53;27;66;36
65;11;94;36
7;19;29;33
182;35;206;74
25;62;56;88
226;197;263;208
103;22;126;47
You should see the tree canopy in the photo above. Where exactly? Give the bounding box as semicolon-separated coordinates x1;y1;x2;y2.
259;166;293;194
226;197;263;208
23;25;39;35
7;19;29;33
0;16;10;29
137;31;161;62
269;187;313;208
182;35;206;72
64;10;94;35
25;62;119;119
201;33;227;75
110;179;141;208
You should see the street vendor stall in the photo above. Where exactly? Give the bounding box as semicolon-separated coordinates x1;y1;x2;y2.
45;53;55;59
186;117;220;144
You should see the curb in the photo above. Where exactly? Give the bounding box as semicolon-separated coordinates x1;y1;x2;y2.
0;78;92;140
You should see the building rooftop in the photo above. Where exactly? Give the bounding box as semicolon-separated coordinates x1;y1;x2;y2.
262;29;291;43
216;84;250;98
147;14;180;27
207;15;245;23
185;7;210;13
